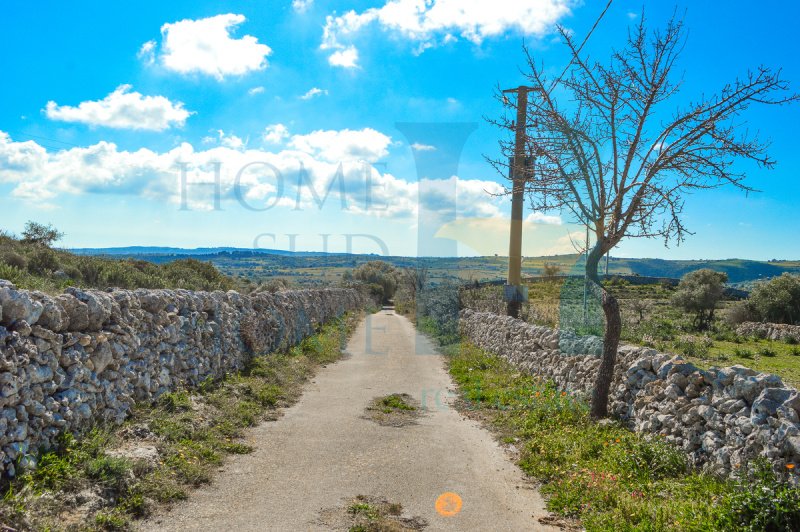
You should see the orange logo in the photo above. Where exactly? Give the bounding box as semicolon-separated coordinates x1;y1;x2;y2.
435;492;463;517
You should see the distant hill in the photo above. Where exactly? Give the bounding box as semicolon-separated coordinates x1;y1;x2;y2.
67;248;800;287
69;246;333;257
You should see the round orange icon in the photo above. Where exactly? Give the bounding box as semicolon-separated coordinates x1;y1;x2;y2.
435;492;463;517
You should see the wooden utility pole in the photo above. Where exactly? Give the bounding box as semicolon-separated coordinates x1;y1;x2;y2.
502;86;535;318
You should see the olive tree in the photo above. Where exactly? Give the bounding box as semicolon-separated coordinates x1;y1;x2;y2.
750;273;800;325
21;221;63;247
672;269;728;330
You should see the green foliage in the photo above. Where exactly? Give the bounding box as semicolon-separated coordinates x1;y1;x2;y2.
350;261;398;303
378;394;416;412
0;251;27;270
0;228;239;293
26;248;60;275
749;273;800;325
21;221;63;247
672;269;729;330
719;459;800;531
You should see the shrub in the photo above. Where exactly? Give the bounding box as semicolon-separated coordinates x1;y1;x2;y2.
725;300;757;326
672;269;728;330
0;251;27;270
674;335;712;358
350;261;398;303
749;273;800;325
260;278;290;293
0;263;24;284
27;248;60;275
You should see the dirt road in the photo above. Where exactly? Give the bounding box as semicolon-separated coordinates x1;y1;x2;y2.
142;309;555;531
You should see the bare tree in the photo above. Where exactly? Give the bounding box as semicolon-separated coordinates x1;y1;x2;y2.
490;13;798;418
542;262;562;280
402;266;429;299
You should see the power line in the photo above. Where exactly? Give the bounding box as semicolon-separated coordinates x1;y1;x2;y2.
547;0;615;94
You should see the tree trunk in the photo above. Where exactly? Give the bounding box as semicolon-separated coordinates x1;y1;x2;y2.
586;242;622;419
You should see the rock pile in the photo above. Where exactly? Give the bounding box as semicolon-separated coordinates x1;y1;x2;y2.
0;280;365;477
459;309;800;476
737;321;800;343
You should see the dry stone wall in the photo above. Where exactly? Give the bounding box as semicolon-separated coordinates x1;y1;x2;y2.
737;321;800;343
459;309;800;476
0;280;365;476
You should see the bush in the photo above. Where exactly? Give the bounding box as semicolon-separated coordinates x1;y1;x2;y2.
672;269;728;330
0;251;27;270
350;261;398;303
725;300;758;326
27;248;60;275
749;273;800;325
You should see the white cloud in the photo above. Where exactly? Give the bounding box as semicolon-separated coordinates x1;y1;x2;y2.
292;0;313;13
288;127;392;162
627;12;638;20
248;86;265;96
263;124;290;144
0;130;505;220
300;87;328;100
328;46;359;68
525;212;563;225
44;85;192;131
203;130;247;150
410;142;436;152
149;14;271;80
138;40;156;65
321;0;573;62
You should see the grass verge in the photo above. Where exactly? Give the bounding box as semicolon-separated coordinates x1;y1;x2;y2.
0;312;362;531
418;314;800;531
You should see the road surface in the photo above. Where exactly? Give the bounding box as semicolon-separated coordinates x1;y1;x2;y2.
141;309;555;531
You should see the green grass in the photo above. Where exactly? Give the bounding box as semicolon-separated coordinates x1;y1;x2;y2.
378;394;416;413
0;312;361;531
444;341;800;531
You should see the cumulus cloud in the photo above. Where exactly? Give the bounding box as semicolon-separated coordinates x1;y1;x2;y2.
263;124;290;144
321;0;573;62
0;129;505;220
145;14;271;80
248;86;265;96
328;46;359;68
288;127;392;162
138;40;156;65
44;85;191;131
300;87;328;100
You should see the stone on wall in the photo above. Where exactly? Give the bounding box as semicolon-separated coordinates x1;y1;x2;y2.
0;281;365;477
459;309;800;477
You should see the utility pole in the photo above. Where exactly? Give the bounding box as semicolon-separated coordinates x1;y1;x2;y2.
502;86;535;318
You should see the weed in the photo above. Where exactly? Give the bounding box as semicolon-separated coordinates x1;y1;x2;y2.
759;347;778;358
379;394;416;412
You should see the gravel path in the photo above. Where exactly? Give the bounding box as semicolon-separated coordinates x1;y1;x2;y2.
141;309;556;531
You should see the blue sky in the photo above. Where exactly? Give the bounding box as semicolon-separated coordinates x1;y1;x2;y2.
1;0;798;259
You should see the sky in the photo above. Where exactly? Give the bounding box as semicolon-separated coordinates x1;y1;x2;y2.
1;0;798;260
